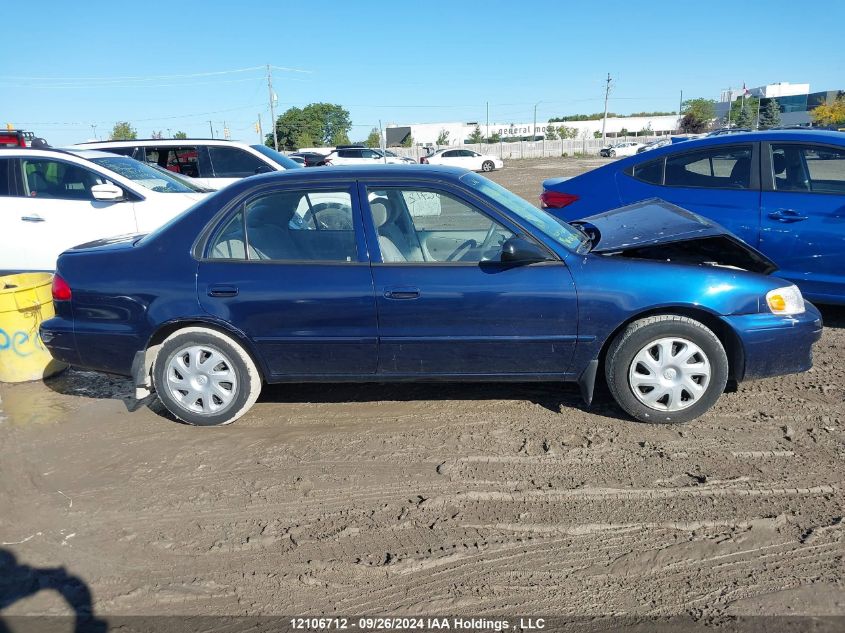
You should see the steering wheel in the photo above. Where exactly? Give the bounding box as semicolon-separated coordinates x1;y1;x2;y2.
311;203;352;230
446;239;477;262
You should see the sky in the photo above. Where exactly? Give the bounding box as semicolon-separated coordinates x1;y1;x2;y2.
2;0;843;146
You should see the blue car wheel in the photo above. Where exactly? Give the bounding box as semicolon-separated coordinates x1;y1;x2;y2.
605;315;729;424
153;327;262;426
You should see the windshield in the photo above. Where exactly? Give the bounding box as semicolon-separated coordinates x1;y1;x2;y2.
147;163;212;192
459;173;588;253
249;144;303;169
91;156;197;193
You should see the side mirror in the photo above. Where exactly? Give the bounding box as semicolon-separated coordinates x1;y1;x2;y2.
500;237;551;264
255;165;274;174
91;183;125;202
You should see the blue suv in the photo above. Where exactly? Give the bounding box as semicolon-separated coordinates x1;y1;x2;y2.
541;130;845;305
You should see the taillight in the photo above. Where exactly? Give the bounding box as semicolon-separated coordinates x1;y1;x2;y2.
540;190;579;209
421;157;428;164
52;274;72;301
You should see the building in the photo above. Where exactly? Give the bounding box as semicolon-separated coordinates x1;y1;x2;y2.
385;114;680;147
716;81;842;126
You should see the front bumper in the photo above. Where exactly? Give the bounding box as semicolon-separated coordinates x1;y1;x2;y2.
724;302;823;381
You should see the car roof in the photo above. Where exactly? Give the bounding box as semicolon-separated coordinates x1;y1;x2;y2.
240;164;470;181
75;138;251;147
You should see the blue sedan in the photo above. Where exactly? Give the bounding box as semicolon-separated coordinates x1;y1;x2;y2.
541;130;845;305
41;166;821;426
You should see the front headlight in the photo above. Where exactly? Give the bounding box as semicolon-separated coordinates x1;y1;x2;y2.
766;285;805;315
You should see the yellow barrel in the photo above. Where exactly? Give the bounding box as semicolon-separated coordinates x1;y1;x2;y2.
0;273;67;383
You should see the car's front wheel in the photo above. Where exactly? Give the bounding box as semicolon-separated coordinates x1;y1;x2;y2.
481;160;495;172
609;150;616;157
605;315;728;424
152;327;262;426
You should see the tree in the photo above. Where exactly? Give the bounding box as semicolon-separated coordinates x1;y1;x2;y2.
400;134;413;147
556;125;577;139
758;99;782;129
151;130;163;139
110;121;137;140
729;96;759;128
436;129;450;145
544;126;558;141
619;127;629;137
593;131;602;139
270;103;352;150
488;132;501;143
679;98;716;133
734;103;755;129
365;128;381;148
811;94;845;126
467;125;484;144
173;131;188;139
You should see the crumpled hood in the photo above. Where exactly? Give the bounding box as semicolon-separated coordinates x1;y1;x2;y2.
572;198;778;275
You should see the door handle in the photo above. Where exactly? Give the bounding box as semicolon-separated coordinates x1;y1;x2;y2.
207;285;238;298
21;215;45;223
768;209;808;223
384;287;420;300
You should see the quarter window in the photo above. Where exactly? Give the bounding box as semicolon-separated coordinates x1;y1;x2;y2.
209;190;357;262
771;144;845;194
664;145;752;189
366;187;515;263
207;146;266;178
632;158;663;184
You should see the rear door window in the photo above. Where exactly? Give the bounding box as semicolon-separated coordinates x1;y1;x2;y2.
207;146;266;178
0;158;13;195
665;145;753;189
145;146;201;178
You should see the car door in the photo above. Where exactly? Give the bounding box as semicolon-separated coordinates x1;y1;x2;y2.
437;150;461;167
360;182;579;376
0;156;138;271
207;146;272;188
617;143;760;248
759;141;845;302
197;182;378;378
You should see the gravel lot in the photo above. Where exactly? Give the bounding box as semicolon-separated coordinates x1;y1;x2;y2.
1;157;843;624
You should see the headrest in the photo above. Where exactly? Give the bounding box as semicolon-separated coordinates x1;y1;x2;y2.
772;152;787;175
370;200;389;227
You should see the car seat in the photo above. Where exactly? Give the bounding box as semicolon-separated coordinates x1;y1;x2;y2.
370;197;424;262
370;200;408;262
246;200;303;260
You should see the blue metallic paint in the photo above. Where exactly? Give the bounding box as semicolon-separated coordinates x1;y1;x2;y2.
40;165;821;402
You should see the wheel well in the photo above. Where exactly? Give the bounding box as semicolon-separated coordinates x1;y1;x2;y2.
143;320;266;383
596;307;745;383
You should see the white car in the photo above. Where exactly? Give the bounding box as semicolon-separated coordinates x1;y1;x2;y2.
421;148;503;172
323;146;416;166
75;139;302;190
600;141;644;158
0;148;209;272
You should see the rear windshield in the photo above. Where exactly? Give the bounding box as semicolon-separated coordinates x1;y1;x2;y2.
249;145;303;169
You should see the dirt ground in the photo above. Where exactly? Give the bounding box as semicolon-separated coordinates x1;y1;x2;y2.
1;157;843;624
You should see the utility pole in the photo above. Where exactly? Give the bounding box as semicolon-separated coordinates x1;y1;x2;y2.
533;102;541;142
90;123;97;140
256;113;263;143
486;101;489;141
208;120;214;138
379;119;386;164
601;73;612;144
267;64;279;151
678;90;683;132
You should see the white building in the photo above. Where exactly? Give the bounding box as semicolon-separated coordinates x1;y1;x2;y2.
720;81;810;103
385;114;680;146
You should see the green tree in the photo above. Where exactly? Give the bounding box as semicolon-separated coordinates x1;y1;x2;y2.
679;98;716;133
729;96;759;128
400;134;413;147
593;131;602;139
110;121;137;140
270;103;352;150
151;130;163;139
467;125;484;144
436;129;450;145
365;128;381;148
556;125;577;139
544;126;558;140
488;132;501;143
758;99;782;129
811;93;845;126
619;127;629;137
173;131;188;139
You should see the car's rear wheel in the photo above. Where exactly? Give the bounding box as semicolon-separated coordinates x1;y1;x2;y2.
152;327;262;426
605;315;728;424
481;160;495;172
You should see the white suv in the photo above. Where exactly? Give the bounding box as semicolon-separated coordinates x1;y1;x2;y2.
0;148;209;272
75;139;301;190
323;146;416;166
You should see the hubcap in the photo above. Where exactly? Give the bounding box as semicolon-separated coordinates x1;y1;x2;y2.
165;345;238;415
628;337;711;412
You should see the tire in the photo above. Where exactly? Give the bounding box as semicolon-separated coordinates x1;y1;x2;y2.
609;150;616;157
604;315;728;424
152;327;262;426
481;160;495;172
